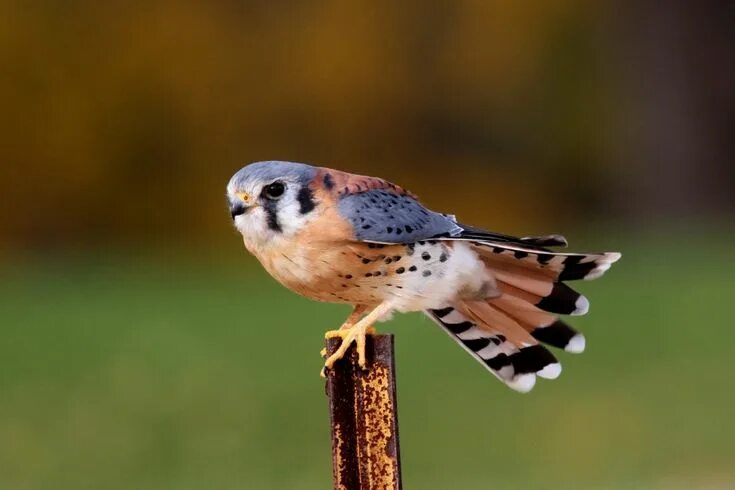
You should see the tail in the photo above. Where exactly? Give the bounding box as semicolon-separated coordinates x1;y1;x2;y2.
426;237;621;393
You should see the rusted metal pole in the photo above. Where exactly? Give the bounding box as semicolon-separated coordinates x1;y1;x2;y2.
325;334;402;490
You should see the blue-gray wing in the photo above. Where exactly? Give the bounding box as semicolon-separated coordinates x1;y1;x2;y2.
337;189;463;243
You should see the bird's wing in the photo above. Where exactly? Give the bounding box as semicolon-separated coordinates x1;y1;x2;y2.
452;224;570;250
317;167;463;243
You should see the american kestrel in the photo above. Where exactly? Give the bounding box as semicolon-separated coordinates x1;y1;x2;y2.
227;161;620;392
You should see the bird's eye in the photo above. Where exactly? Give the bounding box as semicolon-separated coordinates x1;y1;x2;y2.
263;181;286;200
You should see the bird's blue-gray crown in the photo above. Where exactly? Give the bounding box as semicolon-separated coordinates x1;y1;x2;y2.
228;160;316;191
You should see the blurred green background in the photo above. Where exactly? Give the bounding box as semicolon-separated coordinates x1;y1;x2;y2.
1;1;734;489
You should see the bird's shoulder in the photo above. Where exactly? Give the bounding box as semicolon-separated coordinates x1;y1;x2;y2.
306;166;461;244
311;167;416;200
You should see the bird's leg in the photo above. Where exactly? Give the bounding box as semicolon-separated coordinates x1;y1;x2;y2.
341;305;371;330
320;305;369;359
323;302;393;370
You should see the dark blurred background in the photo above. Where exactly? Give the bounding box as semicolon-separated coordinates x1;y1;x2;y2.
1;1;733;489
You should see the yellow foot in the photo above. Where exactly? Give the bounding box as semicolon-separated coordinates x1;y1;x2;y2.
323;326;376;371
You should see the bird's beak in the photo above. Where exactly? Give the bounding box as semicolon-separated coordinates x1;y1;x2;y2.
231;192;256;220
230;202;249;220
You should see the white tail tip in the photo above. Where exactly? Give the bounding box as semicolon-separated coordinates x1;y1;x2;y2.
507;373;537;393
537;362;562;380
572;295;590;316
565;333;586;353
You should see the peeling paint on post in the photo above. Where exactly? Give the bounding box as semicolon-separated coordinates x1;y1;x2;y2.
325;334;402;490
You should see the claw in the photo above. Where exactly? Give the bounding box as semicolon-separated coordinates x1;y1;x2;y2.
320;302;392;375
323;325;375;371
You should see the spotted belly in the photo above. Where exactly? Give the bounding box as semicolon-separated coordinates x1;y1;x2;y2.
271;240;488;312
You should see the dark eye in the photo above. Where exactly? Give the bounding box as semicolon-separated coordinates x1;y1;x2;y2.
263;181;285;199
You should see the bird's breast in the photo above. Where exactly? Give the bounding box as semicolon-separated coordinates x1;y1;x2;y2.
247;233;346;302
250;235;490;311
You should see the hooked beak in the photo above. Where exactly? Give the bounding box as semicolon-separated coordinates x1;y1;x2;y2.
230;192;256;220
230;202;249;220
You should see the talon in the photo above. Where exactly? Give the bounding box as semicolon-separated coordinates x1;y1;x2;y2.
356;331;367;369
322;325;373;371
324;349;347;370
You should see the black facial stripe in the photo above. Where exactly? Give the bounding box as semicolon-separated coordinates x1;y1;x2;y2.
297;186;316;215
323;173;335;190
263;199;282;232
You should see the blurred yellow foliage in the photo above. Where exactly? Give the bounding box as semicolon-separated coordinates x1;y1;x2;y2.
2;1;731;251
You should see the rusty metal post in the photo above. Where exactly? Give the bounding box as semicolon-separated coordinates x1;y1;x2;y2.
325;334;402;490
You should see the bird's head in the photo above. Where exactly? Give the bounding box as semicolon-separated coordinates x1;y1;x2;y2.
227;161;319;247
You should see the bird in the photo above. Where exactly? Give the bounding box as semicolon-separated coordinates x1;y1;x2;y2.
227;160;621;392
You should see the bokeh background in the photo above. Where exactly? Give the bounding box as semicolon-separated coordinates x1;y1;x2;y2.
1;1;734;488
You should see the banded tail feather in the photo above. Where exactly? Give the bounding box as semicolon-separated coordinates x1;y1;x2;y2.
427;235;619;392
492;269;590;316
426;305;561;393
488;295;586;353
471;241;621;282
531;320;586;353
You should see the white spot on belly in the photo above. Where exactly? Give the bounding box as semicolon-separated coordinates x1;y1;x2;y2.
390;241;489;312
